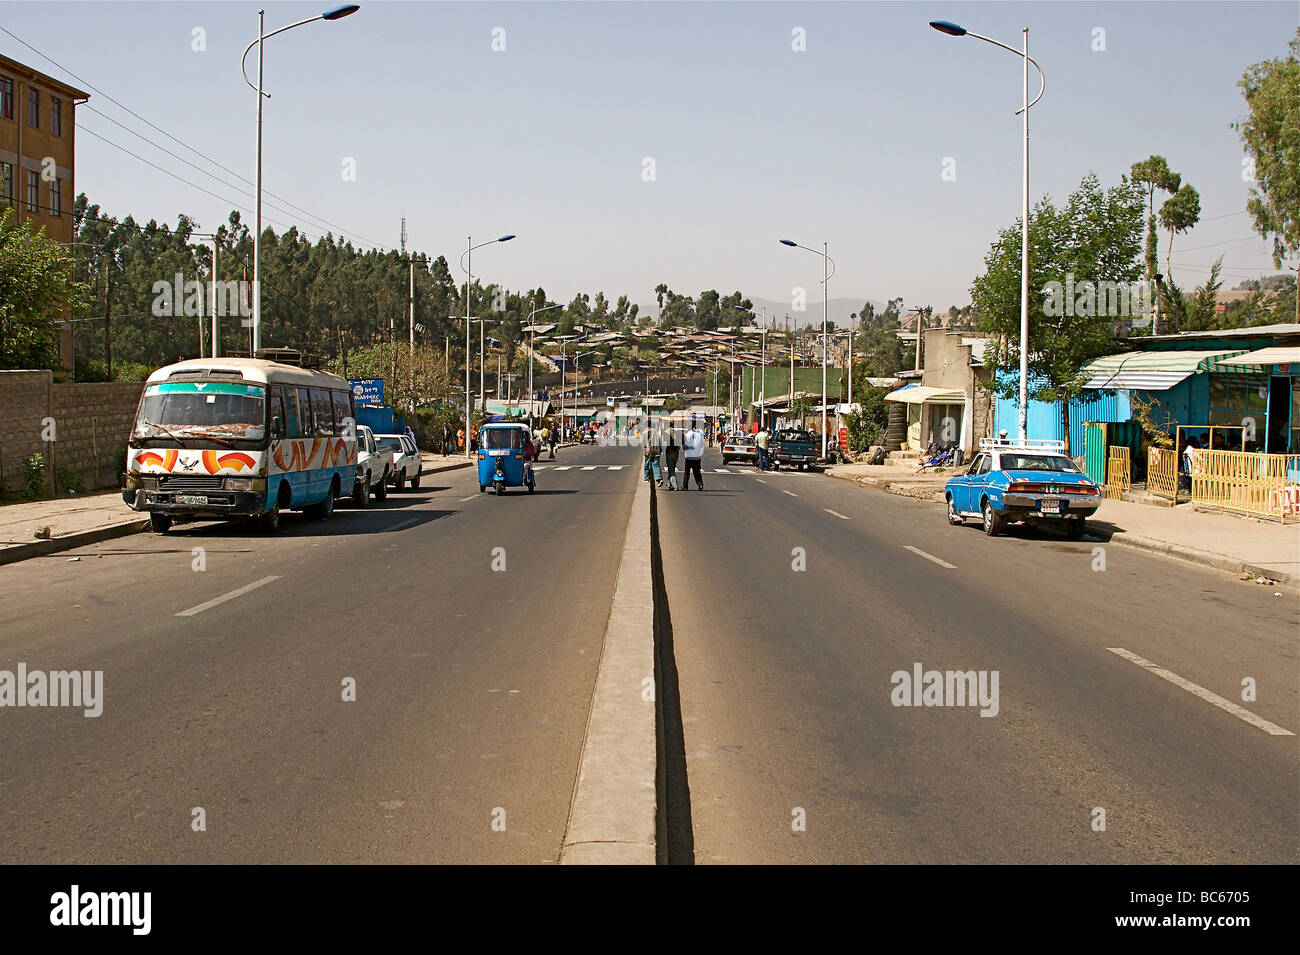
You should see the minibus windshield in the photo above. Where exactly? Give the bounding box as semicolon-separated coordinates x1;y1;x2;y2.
134;382;266;442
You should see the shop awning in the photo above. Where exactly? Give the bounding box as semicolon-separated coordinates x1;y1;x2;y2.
884;385;965;405
1079;349;1249;390
1217;346;1300;368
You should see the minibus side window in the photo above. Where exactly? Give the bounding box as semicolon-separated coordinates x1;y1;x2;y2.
309;388;335;436
296;388;313;436
269;388;286;439
281;386;302;438
331;390;355;438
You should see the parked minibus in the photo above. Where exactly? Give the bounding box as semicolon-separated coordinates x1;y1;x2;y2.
123;358;357;533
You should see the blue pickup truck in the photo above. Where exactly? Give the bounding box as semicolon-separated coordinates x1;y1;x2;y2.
771;429;819;470
945;438;1101;538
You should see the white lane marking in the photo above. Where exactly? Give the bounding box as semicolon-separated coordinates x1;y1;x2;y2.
532;465;549;471
824;508;849;520
177;575;281;617
903;545;957;569
1107;647;1296;736
581;465;598;470
714;468;733;473
553;466;574;471
459;495;477;501
389;518;419;532
606;465;626;470
782;489;798;497
756;478;767;484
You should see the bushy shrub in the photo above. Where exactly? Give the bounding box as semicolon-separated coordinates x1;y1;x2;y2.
22;453;46;499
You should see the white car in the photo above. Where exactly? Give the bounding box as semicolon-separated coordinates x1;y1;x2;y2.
353;425;393;507
377;433;422;491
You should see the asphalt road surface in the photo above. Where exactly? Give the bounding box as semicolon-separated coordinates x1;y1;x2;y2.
3;441;1295;865
657;449;1299;864
0;444;637;864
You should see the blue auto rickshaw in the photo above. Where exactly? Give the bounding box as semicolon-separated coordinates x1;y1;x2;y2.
477;422;536;495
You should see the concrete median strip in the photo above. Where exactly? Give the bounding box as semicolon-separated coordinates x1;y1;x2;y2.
561;478;657;864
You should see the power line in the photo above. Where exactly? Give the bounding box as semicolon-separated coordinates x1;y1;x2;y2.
81;104;383;250
0;25;390;251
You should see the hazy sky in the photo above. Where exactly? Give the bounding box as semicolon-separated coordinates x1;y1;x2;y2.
3;1;1295;318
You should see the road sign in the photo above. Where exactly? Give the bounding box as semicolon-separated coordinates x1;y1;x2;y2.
349;378;385;406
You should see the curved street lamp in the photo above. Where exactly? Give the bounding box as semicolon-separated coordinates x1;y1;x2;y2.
459;234;515;457
930;18;1045;440
526;302;562;430
241;4;360;355
780;239;837;458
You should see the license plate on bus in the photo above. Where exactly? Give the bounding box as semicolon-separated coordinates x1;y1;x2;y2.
1040;500;1060;514
175;494;208;506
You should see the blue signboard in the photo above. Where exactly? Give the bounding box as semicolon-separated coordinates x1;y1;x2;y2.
349;378;385;406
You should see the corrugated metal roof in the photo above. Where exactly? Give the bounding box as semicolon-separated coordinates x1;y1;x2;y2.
885;385;965;404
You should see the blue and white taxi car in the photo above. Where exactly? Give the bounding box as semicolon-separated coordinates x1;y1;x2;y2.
945;438;1101;537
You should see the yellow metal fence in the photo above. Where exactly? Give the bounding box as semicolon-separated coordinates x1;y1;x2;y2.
1190;449;1300;523
1147;446;1178;500
1104;446;1131;499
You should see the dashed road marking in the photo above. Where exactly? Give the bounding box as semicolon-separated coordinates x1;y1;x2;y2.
903;545;957;569
714;468;733;473
553;466;574;471
581;466;598;470
389;518;419;532
782;489;798;497
459;495;477;501
824;508;849;520
1107;647;1295;736
177;575;281;617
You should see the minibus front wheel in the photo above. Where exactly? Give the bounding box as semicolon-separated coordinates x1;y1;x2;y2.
149;512;172;534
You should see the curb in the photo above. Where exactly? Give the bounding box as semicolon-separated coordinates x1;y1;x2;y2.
826;466;1296;587
0;518;149;567
560;478;656;864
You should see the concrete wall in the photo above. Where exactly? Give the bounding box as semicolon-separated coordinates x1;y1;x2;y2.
0;369;144;494
920;330;994;454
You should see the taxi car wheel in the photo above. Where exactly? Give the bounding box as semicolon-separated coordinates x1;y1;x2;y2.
1069;516;1087;539
982;499;1003;537
528;481;535;493
149;512;172;534
947;496;964;525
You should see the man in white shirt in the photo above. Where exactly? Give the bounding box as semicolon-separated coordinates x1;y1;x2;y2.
683;419;705;490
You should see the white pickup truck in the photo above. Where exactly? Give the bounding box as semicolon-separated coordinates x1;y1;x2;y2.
353;425;393;507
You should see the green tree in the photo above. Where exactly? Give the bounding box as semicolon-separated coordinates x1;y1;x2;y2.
1158;184;1201;290
1233;29;1300;320
1;209;87;369
971;172;1145;454
1159;258;1223;332
1130;156;1181;283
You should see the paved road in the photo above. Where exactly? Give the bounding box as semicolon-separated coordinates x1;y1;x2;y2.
657;450;1299;863
0;445;637;864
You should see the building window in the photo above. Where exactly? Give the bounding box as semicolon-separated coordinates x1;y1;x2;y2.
50;96;62;136
50;177;61;216
1208;373;1268;452
25;169;38;213
28;88;39;128
1;163;12;204
0;76;13;120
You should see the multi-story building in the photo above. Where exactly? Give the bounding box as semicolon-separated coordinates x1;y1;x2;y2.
0;53;89;371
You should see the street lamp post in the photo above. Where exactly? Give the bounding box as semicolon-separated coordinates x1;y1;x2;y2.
781;239;836;458
526;302;561;430
460;234;516;457
930;19;1045;441
733;304;770;427
242;4;359;355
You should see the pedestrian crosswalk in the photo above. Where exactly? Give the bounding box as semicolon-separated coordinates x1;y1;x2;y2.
532;465;626;471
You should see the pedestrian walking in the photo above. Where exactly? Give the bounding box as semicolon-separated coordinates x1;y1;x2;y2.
548;427;558;459
663;426;680;490
755;425;770;471
683;419;705;490
643;424;663;485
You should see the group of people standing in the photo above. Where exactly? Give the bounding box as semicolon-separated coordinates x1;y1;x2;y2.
643;420;706;490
